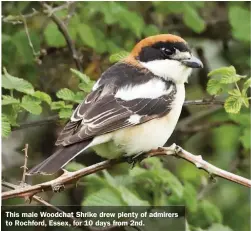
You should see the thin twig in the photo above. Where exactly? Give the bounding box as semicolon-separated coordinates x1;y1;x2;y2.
177;121;237;133
21;15;41;64
2;144;251;200
20;144;29;184
176;107;221;131
64;2;77;26
40;2;83;72
2;3;73;24
12;115;59;131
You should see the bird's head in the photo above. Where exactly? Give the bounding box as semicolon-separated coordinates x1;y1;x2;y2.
128;34;203;84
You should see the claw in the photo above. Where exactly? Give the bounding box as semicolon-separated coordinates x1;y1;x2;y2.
125;153;146;169
209;173;217;183
51;183;65;193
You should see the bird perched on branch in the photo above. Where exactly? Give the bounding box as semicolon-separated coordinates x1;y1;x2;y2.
28;34;203;175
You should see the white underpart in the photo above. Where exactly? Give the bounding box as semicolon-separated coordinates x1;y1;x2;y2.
115;78;173;100
140;59;192;84
127;114;142;124
112;83;185;156
84;84;186;157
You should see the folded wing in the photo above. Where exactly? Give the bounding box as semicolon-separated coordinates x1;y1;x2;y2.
56;80;176;147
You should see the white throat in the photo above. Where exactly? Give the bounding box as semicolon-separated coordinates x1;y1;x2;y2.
140;59;192;84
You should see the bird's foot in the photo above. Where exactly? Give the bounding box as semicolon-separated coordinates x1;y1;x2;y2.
51;183;65;193
125;153;146;169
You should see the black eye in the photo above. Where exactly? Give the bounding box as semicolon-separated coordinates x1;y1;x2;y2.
160;47;174;56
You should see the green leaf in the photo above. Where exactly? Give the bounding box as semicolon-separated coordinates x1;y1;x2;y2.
240;128;251;149
229;6;251;42
2;95;20;105
59;108;72;119
13;30;40;64
123;11;145;37
2;105;19;126
208;66;236;78
229;112;250;125
78;23;96;48
182;182;197;212
82;188;126;206
109;51;129;63
70;68;95;93
32;91;52;105
2;34;11;43
2;68;34;94
242;96;249;108
139;158;184;198
51;101;66;110
21;95;42;115
206;79;224;95
224;96;242;114
144;24;160;37
56;88;76;101
199;200;222;224
67;15;79;40
2;114;11;138
207;224;233;231
74;92;86;103
243;77;251;93
183;3;205;33
209;66;244;84
228;89;241;96
220;75;242;84
78;82;94;93
70;68;92;84
44;23;66;47
119;186;150;206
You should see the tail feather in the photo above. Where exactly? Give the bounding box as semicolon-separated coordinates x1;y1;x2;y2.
27;140;91;175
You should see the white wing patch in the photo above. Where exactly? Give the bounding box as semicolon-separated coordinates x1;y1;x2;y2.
115;78;172;100
127;114;141;124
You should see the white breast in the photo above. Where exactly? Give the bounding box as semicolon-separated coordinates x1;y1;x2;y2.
112;84;185;156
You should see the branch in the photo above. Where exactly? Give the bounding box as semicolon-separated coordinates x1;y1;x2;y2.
40;2;83;72
183;99;224;106
2;182;81;225
2;144;251;200
2;3;73;24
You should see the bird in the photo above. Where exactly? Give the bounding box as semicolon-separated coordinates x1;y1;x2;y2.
27;34;203;175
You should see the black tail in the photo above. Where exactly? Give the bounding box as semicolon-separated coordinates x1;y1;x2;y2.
27;140;91;175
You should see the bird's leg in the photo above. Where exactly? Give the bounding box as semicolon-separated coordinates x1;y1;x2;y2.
125;152;146;169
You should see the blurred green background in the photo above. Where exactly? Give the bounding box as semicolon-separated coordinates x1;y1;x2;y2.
2;2;250;231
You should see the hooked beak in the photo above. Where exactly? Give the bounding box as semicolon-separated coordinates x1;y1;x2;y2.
182;56;203;68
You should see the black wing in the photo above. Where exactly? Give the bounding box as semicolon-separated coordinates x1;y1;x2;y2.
56;84;176;146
